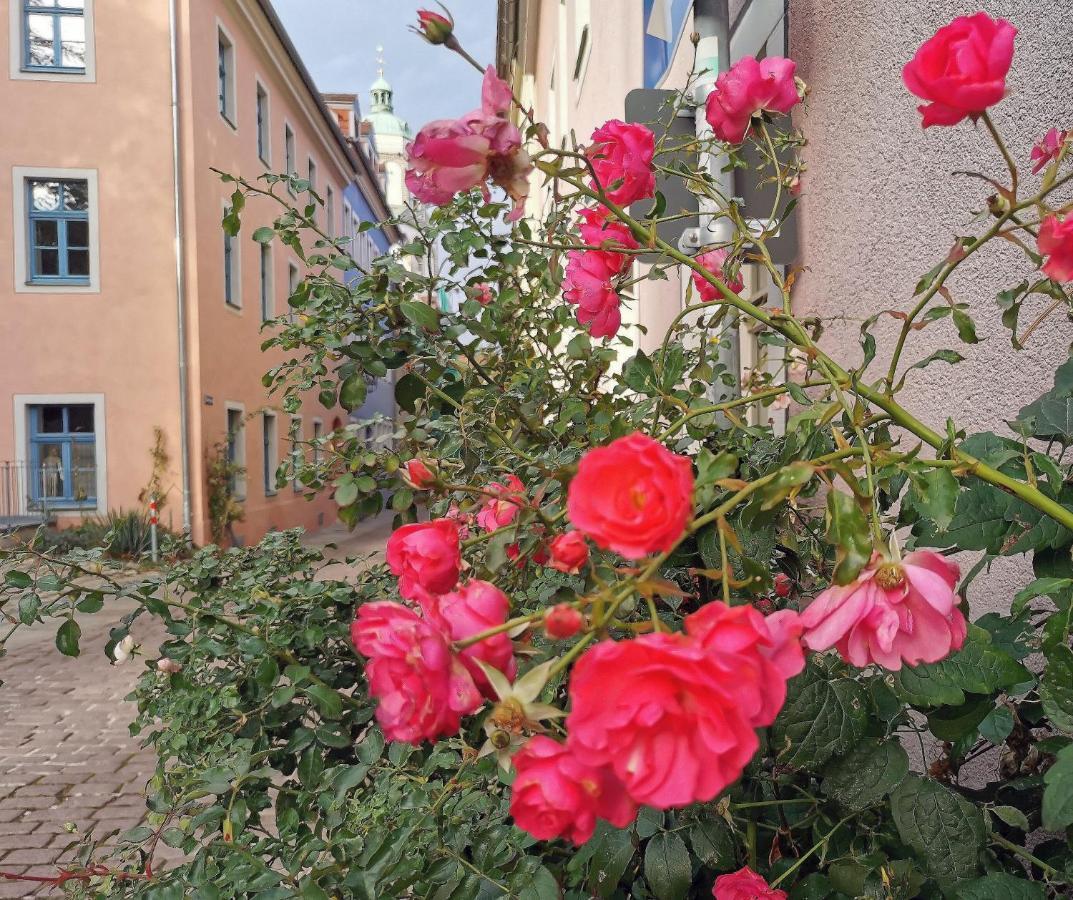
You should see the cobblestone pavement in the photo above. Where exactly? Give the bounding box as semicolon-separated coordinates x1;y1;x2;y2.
0;516;391;897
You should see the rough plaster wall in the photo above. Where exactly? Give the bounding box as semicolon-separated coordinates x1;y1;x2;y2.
788;0;1073;616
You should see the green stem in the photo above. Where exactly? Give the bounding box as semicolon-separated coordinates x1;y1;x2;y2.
990;832;1065;882
981;110;1018;198
770;814;854;889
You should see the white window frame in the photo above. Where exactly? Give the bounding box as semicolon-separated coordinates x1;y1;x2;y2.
289;415;303;491
284;122;296;193
216;20;237;128
287;261;300;323
261;410;278;496
572;0;592;90
325;184;335;238
259;241;273;322
13;392;107;512
342;200;353;248
311;418;324;467
9;0;96;83
12;166;100;295
255;78;271;165
225;402;247;500
222;200;241;310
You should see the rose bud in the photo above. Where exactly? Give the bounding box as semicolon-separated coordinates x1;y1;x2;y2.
544;603;584;640
773;572;793;598
403;458;436;489
414;7;454;45
157;657;183;674
547;531;589;574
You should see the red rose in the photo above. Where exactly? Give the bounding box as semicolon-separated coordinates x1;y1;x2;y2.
385;519;461;605
567;433;694;559
431;580;516;695
544;603;585;639
705;56;801;144
713;866;787;900
692;248;744;302
415;8;454;45
476;474;527;531
772;572;793;598
902;13;1016;128
577;205;639;252
510;736;637;844
547;531;589;574
1039;214;1073;283
563;248;627;339
587;120;656;206
351;601;480;744
403;459;436;489
566;633;760;807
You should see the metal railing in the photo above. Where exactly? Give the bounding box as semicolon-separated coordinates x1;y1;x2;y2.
0;460;97;523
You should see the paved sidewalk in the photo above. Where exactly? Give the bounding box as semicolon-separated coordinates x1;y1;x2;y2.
0;516;391;897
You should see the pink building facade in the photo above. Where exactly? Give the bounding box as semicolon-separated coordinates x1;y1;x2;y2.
0;0;397;545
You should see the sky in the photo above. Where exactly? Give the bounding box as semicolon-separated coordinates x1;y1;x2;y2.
273;0;499;133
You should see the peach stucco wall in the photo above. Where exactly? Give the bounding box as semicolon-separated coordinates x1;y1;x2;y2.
0;0;184;527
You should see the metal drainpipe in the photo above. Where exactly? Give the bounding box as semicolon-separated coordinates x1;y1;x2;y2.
169;0;193;537
692;0;740;407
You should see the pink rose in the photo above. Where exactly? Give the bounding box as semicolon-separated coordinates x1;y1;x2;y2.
476;474;527;531
406;67;532;221
705;56;801;144
902;13;1016;128
1031;128;1068;174
547;531;589;574
544;603;584;639
692;248;744;301
587;120;656;206
351;601;480;744
431;579;516;694
800;550;966;670
1039;214;1073;283
566;633;761;807
684;602;805;728
472;282;494;305
713;867;787;900
510;736;637;844
562;249;627;339
402;459;436;489
506;540;550;567
577;205;639;252
567;433;694;560
385;519;461;605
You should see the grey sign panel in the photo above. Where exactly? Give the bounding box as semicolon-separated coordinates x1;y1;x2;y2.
624;87;799;266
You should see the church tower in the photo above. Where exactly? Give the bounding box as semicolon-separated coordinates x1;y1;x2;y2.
362;49;412;216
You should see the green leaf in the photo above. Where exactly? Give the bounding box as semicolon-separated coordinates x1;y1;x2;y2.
824;490;872;585
17;593;40;625
910;467;959;533
952;307;980;344
303;683;343;718
334;479;359;508
822;740;909;811
686;818;734;868
957;874;1044;900
339;374;368;411
643;832;690;900
1014;354;1073;444
566;332;592;360
758;462;815;511
908;348;964;374
989;805;1029;831
890;775;985;886
1042;743;1073;830
772;664;868;767
5;569;32;588
399;300;440;331
1040;645;1073;734
394;373;425;414
586;824;634;899
252;226;275;244
55;618;81;657
895;625;1031;707
978;705;1015;745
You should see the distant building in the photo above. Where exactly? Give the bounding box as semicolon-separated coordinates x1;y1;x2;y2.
0;0;398;545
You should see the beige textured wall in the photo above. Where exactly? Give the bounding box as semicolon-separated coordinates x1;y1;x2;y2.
788;0;1073;613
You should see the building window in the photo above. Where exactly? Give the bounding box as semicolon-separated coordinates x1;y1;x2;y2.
312;419;324;467
226;406;246;499
25;177;90;285
259;243;273;322
28;403;96;507
217;27;235;124
289;416;303;491
224;228;240;308
284;124;296;191
342;200;353;246
22;0;86;73
256;82;270;163
262;411;278;496
287;262;299;322
573;0;591;83
325;185;335;238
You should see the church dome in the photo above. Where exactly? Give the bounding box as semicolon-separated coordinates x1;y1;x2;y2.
364;65;410;140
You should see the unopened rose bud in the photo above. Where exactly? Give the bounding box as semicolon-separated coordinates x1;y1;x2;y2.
544;603;584;640
414;7;454;45
112;634;135;664
546;531;589;574
403;458;436;489
773;572;793;598
157;657;183;674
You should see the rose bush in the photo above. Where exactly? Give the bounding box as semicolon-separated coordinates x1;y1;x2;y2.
1;8;1073;898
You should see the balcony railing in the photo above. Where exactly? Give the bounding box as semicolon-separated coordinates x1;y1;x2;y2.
0;460;97;524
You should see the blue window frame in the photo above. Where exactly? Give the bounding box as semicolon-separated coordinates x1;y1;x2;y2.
28;404;96;507
26;178;90;285
23;0;86;73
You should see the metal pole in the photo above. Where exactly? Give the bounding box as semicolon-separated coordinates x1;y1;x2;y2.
692;0;740;408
